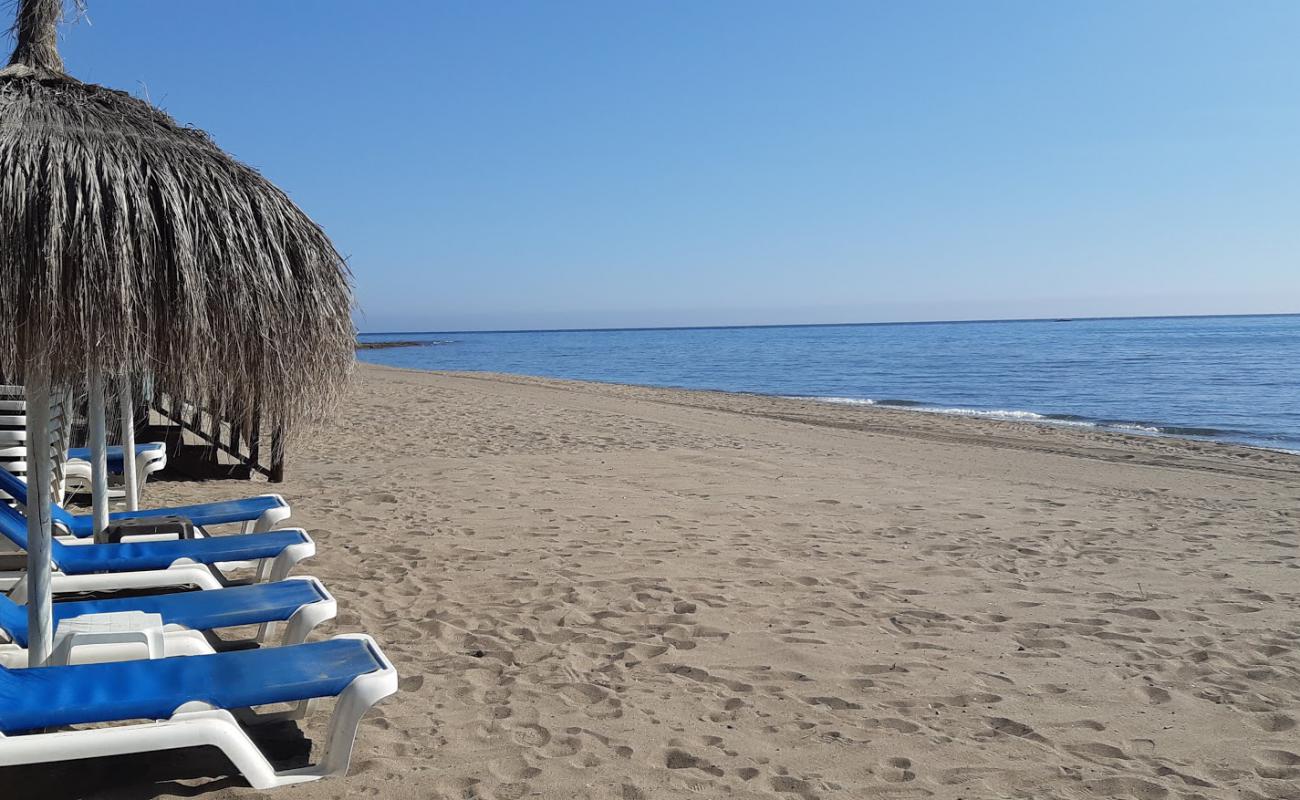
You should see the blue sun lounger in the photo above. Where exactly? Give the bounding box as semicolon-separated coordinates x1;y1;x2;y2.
0;577;336;664
0;467;290;538
0;635;397;788
67;442;165;473
64;442;169;501
0;501;313;592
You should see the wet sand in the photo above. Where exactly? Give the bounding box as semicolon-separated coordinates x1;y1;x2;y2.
13;362;1300;799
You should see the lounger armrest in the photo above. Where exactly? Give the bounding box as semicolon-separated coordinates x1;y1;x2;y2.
278;577;338;645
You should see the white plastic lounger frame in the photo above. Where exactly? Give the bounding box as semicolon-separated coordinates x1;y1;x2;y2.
0;576;339;667
48;490;292;536
2;537;316;603
0;624;213;668
0;634;398;789
245;497;292;534
62;447;167;504
3;565;224;600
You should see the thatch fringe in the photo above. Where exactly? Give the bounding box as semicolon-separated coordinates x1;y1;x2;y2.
0;68;355;435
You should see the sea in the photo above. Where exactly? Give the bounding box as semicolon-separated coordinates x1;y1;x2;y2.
357;314;1300;453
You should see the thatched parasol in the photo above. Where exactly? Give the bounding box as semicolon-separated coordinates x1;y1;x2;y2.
0;0;355;665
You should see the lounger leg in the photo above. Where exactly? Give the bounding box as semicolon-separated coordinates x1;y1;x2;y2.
276;585;338;645
275;635;399;780
267;541;315;583
254;500;292;533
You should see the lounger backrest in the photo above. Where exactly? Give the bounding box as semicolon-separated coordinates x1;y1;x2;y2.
0;467;77;527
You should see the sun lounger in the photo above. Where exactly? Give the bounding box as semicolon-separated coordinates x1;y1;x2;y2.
0;502;313;591
0;467;290;538
0;576;336;665
68;442;167;476
64;442;168;500
0;634;397;788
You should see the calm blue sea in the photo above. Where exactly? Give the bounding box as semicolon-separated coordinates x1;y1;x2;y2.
358;315;1300;453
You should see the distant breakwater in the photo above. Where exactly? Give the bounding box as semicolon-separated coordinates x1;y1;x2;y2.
356;340;426;350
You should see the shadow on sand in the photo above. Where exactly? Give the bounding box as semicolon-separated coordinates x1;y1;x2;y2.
0;720;312;799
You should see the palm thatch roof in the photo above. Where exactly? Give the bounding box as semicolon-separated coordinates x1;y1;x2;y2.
0;0;354;432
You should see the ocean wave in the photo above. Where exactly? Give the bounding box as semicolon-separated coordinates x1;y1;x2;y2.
799;396;1099;426
1108;422;1163;433
794;396;877;406
1156;425;1229;438
915;407;1050;421
792;395;1292;449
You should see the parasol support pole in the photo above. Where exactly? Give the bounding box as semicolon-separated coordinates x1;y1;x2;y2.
118;376;138;511
24;371;54;667
87;369;109;537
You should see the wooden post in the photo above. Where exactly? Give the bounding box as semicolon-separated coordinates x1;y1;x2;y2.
269;427;285;483
208;407;222;466
248;405;262;469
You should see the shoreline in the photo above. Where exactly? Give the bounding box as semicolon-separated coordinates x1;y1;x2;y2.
353;313;1299;455
358;362;1300;470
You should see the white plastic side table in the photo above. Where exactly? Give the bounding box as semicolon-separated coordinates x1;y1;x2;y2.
50;611;166;665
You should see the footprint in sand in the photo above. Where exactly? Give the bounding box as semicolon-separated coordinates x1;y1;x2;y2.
769;775;819;799
1253;749;1300;779
876;757;916;783
1064;742;1129;761
1253;713;1296;732
508;723;551;747
1133;685;1171;704
1084;776;1168;799
664;748;724;777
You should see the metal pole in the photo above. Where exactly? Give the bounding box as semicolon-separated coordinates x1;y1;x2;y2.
87;370;109;537
118;376;139;511
24;374;54;667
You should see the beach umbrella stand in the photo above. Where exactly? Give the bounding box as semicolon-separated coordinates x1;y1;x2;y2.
118;377;139;511
21;372;54;666
86;371;109;538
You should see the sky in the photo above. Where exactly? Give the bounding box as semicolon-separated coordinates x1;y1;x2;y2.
23;1;1300;331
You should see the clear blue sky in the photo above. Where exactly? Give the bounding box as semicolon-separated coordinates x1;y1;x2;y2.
27;1;1300;331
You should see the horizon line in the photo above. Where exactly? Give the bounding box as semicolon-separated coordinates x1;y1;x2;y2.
357;310;1300;338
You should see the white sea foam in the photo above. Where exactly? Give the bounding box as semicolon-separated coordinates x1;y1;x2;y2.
1110;422;1162;433
921;407;1105;428
791;395;1298;450
797;396;1103;428
793;396;877;406
917;407;1046;421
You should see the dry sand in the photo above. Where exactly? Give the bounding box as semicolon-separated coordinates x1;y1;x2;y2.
9;362;1300;799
